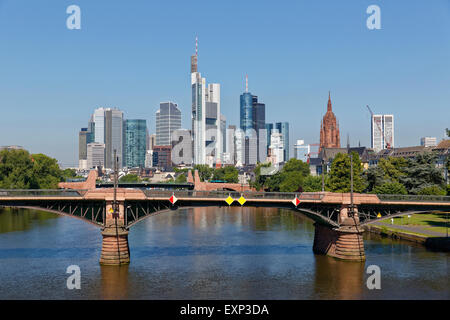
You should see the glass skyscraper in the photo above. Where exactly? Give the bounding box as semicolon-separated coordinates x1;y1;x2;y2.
156;102;181;146
240;92;253;134
124;119;147;168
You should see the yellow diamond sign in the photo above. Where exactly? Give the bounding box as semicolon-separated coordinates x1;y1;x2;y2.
108;208;114;213
238;196;246;206
225;196;234;205
377;213;381;218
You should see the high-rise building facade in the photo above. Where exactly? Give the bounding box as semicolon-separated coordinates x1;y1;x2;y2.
87;143;105;169
191;38;222;166
319;93;340;152
171;129;192;166
420;137;437;147
152;145;172;170
91;107;123;168
275;122;289;161
294;139;310;163
252;95;266;163
124;119;147;168
156;102;182;146
269;130;284;166
371;114;394;152
265;123;273;154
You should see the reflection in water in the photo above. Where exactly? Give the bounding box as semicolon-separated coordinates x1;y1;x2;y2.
0;206;448;299
101;265;129;299
313;256;365;299
0;207;59;233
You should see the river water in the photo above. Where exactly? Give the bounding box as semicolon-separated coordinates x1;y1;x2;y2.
0;207;448;300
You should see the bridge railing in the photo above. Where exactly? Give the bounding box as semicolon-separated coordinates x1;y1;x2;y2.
377;194;450;202
0;189;87;197
143;190;324;201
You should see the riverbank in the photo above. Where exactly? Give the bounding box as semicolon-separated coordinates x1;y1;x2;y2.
363;224;450;252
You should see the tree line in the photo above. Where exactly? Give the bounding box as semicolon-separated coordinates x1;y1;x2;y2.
0;149;76;189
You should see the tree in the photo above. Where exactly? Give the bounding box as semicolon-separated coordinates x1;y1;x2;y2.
0;149;36;189
31;153;63;189
193;164;213;182
279;171;305;192
61;168;77;181
0;149;63;189
399;152;444;194
363;166;386;192
417;185;446;196
282;158;310;177
377;157;407;183
326;152;365;193
119;174;140;183
372;182;407;195
302;175;325;192
175;174;187;183
250;162;272;191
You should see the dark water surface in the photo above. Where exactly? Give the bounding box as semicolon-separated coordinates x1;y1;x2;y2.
0;207;448;299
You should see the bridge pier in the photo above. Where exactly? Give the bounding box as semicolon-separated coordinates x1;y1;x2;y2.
99;201;130;266
313;205;365;261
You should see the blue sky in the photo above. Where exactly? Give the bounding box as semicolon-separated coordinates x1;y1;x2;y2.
0;0;449;167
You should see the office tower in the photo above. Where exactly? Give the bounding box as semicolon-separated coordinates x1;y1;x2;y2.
104;109;124;169
252;95;266;163
87;143;105;169
269;130;284;166
227;125;236;164
235;129;245;167
239;76;259;165
265;123;273;154
172;129;192;166
78;128;87;169
92;107;123;169
294;139;310;163
191;38;221;166
371;114;394;152
420;137;437;147
191;37;206;165
149;134;156;150
124;119;147;168
152;145;172;170
240;80;253;134
275;122;289;161
145;150;153;168
220;115;226;154
156;102;182;146
245;135;257;165
319;92;340;152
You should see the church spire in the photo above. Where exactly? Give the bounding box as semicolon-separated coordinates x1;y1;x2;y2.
327;91;332;112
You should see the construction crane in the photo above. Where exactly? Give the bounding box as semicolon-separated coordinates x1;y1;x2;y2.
366;105;392;149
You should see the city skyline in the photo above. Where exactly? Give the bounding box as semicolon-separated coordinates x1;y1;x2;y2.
1;1;450;166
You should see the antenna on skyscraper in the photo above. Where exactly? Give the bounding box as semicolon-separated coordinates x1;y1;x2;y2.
245;74;248;92
195;36;198;56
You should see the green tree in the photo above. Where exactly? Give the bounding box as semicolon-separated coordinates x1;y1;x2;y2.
193;164;213;182
326;152;365;193
363;166;386;192
0;149;63;189
250;162;272;191
399;152;444;194
175;174;187;183
417;185;446;196
0;149;35;189
302;175;325;192
31;153;63;189
119;174;140;183
279;171;305;192
372;182;407;195
282;158;310;176
61;168;77;181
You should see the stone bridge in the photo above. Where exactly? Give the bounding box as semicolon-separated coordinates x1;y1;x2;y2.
1;187;449;265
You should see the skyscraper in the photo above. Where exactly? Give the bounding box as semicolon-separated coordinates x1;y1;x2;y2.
252;95;266;163
92;107;123;169
87;143;105;169
191;38;222;166
124;119;147;168
371;114;394;152
275;122;289;161
265;123;273;154
156;102;182;146
319;92;340;152
294;139;310;163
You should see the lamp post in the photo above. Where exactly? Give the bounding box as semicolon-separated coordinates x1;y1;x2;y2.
113;149;119;219
349;153;355;218
321;159;325;192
